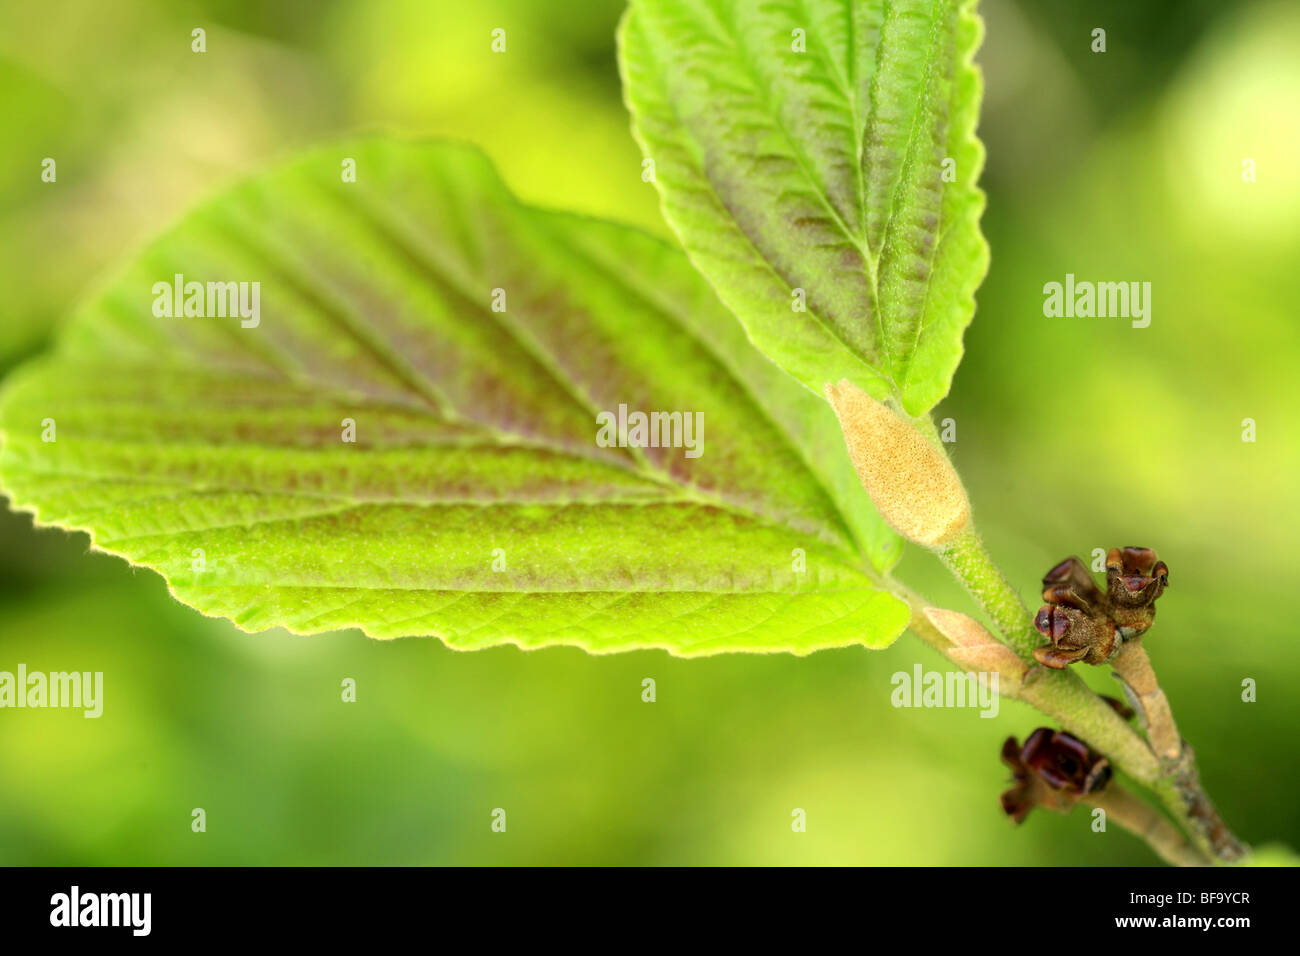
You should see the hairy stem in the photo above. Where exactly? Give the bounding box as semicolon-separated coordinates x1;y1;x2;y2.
1086;785;1210;867
1111;640;1181;761
894;503;1245;863
937;526;1040;659
886;577;1159;781
1108;640;1244;860
895;588;951;655
836;397;1245;863
1153;747;1247;862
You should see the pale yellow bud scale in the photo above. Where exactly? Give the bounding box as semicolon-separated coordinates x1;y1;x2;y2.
824;379;971;547
923;607;1028;693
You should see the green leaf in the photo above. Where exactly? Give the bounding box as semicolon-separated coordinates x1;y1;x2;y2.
619;0;989;415
0;139;907;656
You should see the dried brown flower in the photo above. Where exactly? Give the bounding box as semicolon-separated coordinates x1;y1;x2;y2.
1032;604;1118;667
1041;556;1106;608
1032;549;1170;667
1000;729;1112;823
1100;695;1136;721
1033;559;1120;668
1105;546;1169;638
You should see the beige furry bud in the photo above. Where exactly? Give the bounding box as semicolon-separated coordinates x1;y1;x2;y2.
924;607;1028;692
824;380;971;547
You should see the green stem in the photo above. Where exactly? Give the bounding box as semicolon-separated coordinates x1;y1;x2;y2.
933;526;1245;860
1111;640;1181;761
923;524;1245;861
937;525;1039;659
1152;749;1247;862
1018;668;1161;783
927;524;1172;788
841;399;1246;863
888;497;1241;862
1086;785;1210;867
889;574;1161;784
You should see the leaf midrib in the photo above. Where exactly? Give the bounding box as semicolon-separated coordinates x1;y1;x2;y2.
542;210;866;558
624;3;891;382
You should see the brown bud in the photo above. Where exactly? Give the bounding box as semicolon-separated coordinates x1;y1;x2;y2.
824;379;970;548
1032;547;1172;664
1032;604;1119;668
1105;547;1169;638
1000;728;1112;823
1042;556;1106;608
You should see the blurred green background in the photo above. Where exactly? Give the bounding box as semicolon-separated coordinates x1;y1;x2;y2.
2;0;1297;865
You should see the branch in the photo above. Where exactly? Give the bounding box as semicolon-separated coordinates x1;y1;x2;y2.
901;598;1181;864
926;510;1245;862
896;587;1219;865
1110;639;1180;761
825;380;1245;864
938;527;1041;659
1085;784;1210;867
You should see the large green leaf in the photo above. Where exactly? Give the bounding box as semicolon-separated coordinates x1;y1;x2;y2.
0;139;907;656
620;0;989;415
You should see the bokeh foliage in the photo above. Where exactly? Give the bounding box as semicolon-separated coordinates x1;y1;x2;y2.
1;0;1296;864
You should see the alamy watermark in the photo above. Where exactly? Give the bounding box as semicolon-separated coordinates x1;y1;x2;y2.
890;665;1000;718
1042;273;1151;328
595;404;703;458
0;664;102;718
152;273;260;328
50;886;150;936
